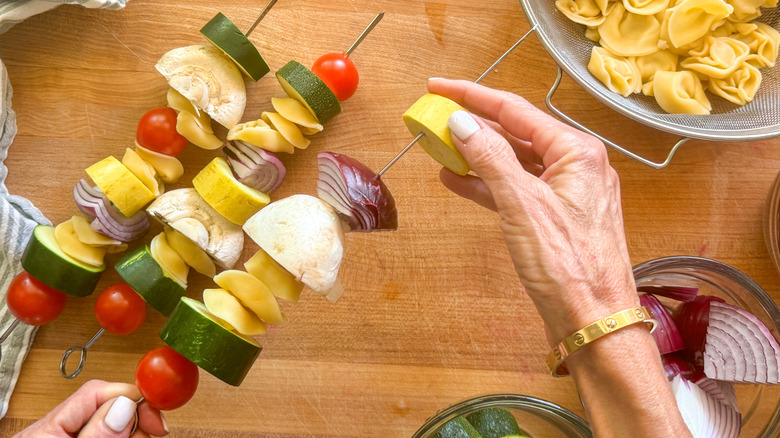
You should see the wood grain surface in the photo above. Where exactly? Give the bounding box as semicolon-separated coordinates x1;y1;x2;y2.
0;0;779;436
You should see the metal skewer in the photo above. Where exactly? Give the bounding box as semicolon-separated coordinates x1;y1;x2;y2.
60;327;105;379
0;319;21;363
376;24;539;177
245;0;279;37
346;11;385;56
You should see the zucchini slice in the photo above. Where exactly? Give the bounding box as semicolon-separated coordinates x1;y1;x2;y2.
200;12;270;82
115;245;187;316
403;93;470;176
21;225;104;297
276;61;341;124
160;297;262;386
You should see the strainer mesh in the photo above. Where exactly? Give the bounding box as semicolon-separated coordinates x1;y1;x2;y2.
524;0;780;140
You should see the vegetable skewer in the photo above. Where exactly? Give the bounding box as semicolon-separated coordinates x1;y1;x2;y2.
376;24;539;177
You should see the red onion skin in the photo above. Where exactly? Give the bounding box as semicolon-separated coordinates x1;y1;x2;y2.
662;354;695;380
637;284;699;302
317;152;398;232
676;295;726;369
73;179;149;242
640;294;685;354
224;141;286;194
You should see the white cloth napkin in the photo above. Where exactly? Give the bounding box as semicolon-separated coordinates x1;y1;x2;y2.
0;0;128;419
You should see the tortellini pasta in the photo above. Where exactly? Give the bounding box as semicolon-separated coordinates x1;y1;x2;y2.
150;231;189;287
588;46;642;96
599;4;662;56
555;0;613;26
559;0;779;113
227;97;322;154
653;70;713;114
708;62;762;104
631;50;679;95
167;88;223;150
680;36;750;78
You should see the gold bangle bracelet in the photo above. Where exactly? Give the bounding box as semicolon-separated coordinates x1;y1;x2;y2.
546;306;657;378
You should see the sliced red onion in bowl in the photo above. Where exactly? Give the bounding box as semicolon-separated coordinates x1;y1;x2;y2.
73;179;149;242
316;152;398;232
702;301;780;384
671;374;741;438
675;295;726;368
637;284;699;302
640;294;685;354
692;376;738;410
662;354;695;380
224;140;285;194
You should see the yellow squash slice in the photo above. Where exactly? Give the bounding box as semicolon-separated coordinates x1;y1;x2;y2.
203;288;267;336
244;248;303;302
193;157;270;225
122;148;163;196
54;219;107;267
164;226;216;277
213;270;284;324
85;156;155;217
403;93;470;176
150;232;189;287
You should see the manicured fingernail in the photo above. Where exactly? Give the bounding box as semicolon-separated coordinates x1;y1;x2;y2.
105;396;136;433
448;111;480;140
428;77;445;81
160;410;169;432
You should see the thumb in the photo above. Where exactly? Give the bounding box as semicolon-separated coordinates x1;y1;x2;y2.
447;111;531;210
78;396;137;437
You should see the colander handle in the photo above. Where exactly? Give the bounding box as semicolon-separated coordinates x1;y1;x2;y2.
545;66;690;170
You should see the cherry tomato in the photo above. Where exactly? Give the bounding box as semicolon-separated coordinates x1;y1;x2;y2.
6;271;67;326
94;283;146;335
136;107;188;156
136;346;199;411
311;52;359;101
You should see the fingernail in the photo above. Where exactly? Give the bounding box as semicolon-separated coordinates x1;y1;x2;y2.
161;411;169;433
428;77;445;81
105;396;136;433
448;111;480;141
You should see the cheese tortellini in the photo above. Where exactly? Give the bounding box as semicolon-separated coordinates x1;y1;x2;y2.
556;0;780;114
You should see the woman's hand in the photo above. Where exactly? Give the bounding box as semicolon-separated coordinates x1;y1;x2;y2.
429;78;639;346
16;380;168;437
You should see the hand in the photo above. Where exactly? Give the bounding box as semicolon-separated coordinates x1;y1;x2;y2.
428;78;640;346
16;380;168;437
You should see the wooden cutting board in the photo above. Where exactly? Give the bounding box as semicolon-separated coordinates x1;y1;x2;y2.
0;0;779;436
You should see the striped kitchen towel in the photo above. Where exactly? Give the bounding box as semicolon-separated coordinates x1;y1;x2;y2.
0;0;128;419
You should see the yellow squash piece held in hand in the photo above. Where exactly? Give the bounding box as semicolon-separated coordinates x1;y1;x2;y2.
193;157;270;225
403;93;470;176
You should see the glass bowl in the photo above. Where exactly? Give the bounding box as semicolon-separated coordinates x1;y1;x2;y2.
411;394;592;438
633;256;780;437
763;170;780;279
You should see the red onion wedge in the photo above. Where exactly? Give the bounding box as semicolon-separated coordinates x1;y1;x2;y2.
663;354;695;380
637;284;699;302
692;376;738;411
73;179;150;242
224;140;286;194
316;152;398;232
676;295;726;368
702;301;780;384
671;375;741;438
640;294;685;354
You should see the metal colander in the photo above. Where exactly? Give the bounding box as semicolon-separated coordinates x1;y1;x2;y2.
519;0;780;168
